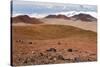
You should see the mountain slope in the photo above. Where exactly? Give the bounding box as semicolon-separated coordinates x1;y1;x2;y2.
71;13;97;22
12;15;43;24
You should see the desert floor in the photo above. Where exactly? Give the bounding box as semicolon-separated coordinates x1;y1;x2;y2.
12;19;97;66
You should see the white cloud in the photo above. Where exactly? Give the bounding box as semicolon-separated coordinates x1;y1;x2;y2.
13;11;97;18
55;11;97;18
12;13;47;18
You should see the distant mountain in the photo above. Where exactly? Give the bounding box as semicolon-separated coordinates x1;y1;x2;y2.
45;14;70;19
45;15;57;18
71;13;97;22
12;15;43;24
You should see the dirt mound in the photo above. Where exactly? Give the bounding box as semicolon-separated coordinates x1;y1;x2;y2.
45;14;70;19
71;13;97;22
12;15;43;24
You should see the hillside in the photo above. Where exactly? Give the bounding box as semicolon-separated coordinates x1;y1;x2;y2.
12;15;43;24
45;14;70;19
71;13;97;22
45;13;97;22
12;24;96;40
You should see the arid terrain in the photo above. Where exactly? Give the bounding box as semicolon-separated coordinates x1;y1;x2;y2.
12;14;97;66
41;18;97;32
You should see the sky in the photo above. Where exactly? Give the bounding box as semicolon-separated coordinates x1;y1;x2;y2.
13;0;97;5
12;0;97;18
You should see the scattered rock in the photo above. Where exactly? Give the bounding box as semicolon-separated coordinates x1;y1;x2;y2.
32;51;35;54
29;42;32;44
65;58;71;61
46;48;56;52
67;48;73;52
16;40;24;43
23;58;29;64
74;57;80;62
57;55;65;60
40;53;44;56
53;57;57;61
58;41;61;45
13;47;96;65
89;53;96;56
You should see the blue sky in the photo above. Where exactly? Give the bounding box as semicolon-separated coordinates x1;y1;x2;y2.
12;0;97;18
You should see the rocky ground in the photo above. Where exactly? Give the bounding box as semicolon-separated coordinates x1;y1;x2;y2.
12;31;97;66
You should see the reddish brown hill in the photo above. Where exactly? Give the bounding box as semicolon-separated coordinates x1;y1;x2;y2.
71;13;97;22
57;14;70;19
45;14;70;19
45;15;57;18
12;15;43;24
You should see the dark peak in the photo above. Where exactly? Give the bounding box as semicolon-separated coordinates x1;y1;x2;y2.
57;14;70;19
15;15;30;18
45;15;57;18
45;14;70;19
71;13;97;22
13;15;31;20
73;13;94;18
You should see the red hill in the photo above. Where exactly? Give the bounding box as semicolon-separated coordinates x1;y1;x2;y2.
71;13;97;22
45;14;70;19
12;15;43;24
